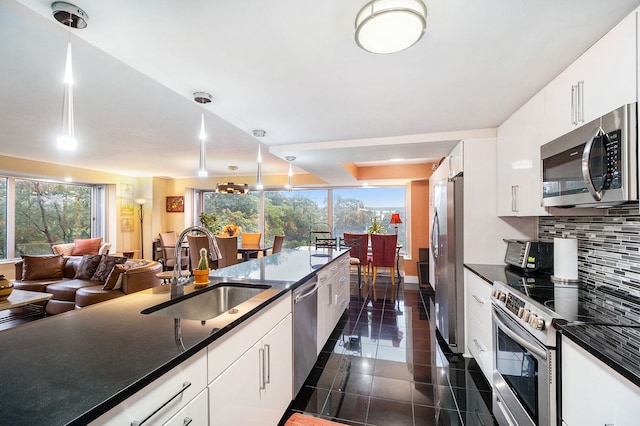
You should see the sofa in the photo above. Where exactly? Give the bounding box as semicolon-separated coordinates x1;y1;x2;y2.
13;254;163;315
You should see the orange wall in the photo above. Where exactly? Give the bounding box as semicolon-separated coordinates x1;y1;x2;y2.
405;180;430;277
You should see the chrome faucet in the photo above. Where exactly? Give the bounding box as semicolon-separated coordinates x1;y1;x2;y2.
172;226;222;287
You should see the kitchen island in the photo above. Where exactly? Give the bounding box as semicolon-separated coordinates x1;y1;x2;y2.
0;248;349;425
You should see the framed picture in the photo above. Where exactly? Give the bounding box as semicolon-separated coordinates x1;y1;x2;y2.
120;199;134;217
120;183;134;199
121;217;134;232
166;196;184;213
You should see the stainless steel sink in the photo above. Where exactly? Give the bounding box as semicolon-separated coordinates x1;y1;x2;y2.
142;284;271;321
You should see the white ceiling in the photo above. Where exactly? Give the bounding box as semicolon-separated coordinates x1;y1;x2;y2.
1;0;639;186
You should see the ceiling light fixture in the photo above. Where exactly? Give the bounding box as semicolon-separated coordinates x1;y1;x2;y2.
216;182;249;194
286;156;296;192
52;2;88;151
253;130;266;190
194;92;212;177
216;166;249;194
355;0;427;54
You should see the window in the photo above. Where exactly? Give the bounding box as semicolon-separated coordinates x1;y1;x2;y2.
332;187;406;249
14;179;94;256
0;178;6;259
202;191;260;243
265;190;328;248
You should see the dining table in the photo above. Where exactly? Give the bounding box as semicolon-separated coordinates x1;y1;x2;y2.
237;245;272;262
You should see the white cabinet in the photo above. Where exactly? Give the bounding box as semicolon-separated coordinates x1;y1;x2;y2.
544;11;637;142
208;314;292;426
496;91;548;217
447;142;463;178
317;256;349;353
90;348;208;426
561;336;640;425
464;268;493;381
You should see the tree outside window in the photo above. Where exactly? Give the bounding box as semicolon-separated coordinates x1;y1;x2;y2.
14;179;92;256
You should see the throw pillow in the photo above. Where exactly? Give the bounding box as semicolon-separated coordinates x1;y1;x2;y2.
72;237;103;256
21;255;66;280
103;263;131;290
51;243;74;256
74;254;103;280
91;256;127;282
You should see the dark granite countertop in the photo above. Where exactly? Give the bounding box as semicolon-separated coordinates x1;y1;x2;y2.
465;263;640;388
0;248;349;425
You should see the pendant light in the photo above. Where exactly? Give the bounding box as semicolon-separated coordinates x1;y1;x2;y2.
193;92;212;177
355;0;427;54
286;156;296;192
253;130;266;191
52;2;88;150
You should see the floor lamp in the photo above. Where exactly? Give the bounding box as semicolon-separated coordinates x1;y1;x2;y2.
135;198;146;258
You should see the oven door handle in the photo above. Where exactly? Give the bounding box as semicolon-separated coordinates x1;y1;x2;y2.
493;309;547;360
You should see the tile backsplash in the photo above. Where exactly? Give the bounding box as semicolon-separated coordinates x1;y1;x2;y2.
538;204;640;296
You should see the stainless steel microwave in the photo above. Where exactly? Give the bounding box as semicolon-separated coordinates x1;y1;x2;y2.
540;103;637;208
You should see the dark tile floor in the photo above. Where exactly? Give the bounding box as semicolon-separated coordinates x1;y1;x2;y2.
281;272;497;426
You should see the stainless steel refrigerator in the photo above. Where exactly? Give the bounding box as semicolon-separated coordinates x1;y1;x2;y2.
430;174;464;353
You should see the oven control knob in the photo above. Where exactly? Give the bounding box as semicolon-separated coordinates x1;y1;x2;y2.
533;317;545;330
499;292;507;302
521;309;531;321
527;314;537;327
517;307;525;318
492;289;499;298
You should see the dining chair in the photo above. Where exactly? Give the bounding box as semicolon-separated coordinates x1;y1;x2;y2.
214;236;238;268
158;232;189;271
342;233;369;288
370;233;398;287
241;232;262;258
187;234;216;271
271;234;285;254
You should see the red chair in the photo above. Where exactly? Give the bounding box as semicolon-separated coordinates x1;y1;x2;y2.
370;233;398;286
343;233;369;287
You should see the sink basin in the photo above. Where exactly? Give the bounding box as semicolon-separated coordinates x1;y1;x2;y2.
142;284;271;321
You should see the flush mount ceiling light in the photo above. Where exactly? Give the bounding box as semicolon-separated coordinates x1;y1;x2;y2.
194;92;212;177
355;0;427;54
52;2;88;150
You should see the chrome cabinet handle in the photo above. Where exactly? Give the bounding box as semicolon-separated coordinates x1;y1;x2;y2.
183;417;193;426
473;338;486;352
577;80;584;123
571;84;577;125
130;382;192;426
259;347;266;390
472;294;485;306
264;344;271;385
511;185;518;212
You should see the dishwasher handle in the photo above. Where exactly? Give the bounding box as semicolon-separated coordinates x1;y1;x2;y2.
294;280;319;304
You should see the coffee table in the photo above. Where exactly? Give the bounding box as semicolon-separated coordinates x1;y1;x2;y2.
0;290;52;324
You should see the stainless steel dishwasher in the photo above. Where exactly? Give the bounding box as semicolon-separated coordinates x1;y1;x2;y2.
293;276;319;396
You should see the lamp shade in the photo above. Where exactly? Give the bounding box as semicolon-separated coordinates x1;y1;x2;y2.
389;213;402;225
355;0;427;54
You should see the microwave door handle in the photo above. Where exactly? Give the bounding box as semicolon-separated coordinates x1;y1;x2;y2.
581;126;605;201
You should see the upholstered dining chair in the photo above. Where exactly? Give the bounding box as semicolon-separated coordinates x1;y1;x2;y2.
342;233;369;288
370;233;398;287
187;234;216;271
271;234;285;254
214;236;239;268
241;232;262;259
158;232;189;271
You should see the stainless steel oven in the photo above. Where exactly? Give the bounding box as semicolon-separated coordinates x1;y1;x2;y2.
490;279;577;426
492;305;555;426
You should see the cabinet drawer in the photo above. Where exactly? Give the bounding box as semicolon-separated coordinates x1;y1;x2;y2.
162;388;208;426
208;293;291;382
466;312;493;381
91;349;207;426
465;270;492;326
